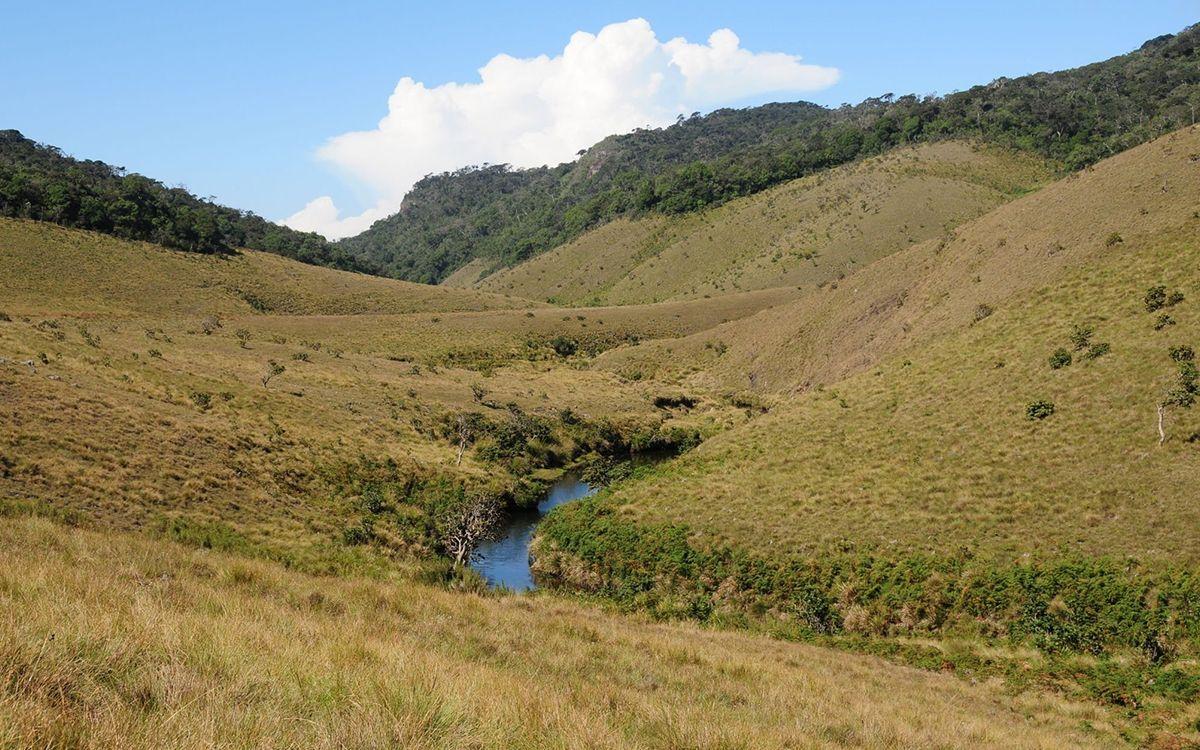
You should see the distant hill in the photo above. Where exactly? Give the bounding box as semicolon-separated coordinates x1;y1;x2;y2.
0;217;525;318
468;141;1052;305
341;24;1199;284
0;130;373;273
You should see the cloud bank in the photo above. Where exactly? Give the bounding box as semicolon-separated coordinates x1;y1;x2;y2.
285;18;839;239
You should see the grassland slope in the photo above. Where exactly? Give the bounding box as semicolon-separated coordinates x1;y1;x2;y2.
600;224;1200;564
0;516;1121;749
475;142;1052;305
599;126;1200;394
529;131;1200;727
0;218;793;570
0;218;530;318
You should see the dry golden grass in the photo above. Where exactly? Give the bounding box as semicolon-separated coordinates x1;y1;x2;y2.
0;218;533;318
0;516;1122;749
476;141;1052;305
599;125;1200;396
599;155;1200;563
0;219;784;559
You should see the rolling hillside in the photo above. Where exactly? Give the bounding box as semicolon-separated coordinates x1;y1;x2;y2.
0;210;1136;750
470;141;1051;305
342;24;1199;283
0;218;793;571
535;127;1200;689
0;218;529;318
598;125;1200;393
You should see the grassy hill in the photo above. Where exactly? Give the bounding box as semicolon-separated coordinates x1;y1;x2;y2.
598;125;1200;393
343;24;1199;283
471;141;1051;305
0;218;1136;749
0;218;530;318
530;129;1200;735
593;224;1200;563
0;218;795;572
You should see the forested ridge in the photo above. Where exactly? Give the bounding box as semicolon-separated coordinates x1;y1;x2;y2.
3;24;1197;285
341;23;1200;283
0;130;374;273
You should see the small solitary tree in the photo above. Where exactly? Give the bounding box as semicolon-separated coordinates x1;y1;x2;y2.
1157;346;1198;444
261;359;285;388
437;492;501;566
454;413;479;465
200;315;222;335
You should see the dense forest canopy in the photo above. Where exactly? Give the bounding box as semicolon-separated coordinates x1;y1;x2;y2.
340;23;1200;284
0;130;374;273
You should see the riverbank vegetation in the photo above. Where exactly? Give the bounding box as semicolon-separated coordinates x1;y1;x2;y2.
0;216;743;582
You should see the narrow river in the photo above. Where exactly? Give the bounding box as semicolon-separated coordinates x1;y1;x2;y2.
469;471;593;591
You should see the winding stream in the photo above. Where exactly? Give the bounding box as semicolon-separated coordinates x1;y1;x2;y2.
469;471;593;591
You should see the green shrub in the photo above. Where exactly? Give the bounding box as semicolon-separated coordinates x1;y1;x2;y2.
1048;348;1073;369
188;390;213;411
549;336;578;357
78;325;100;348
1143;285;1183;313
537;496;1200;660
1069;323;1094;351
1155;313;1176;330
1083;342;1110;360
341;517;375;546
1026;400;1055;420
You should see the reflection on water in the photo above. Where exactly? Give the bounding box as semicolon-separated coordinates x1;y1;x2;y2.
468;472;593;591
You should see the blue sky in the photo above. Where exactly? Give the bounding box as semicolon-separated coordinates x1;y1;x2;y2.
2;1;1195;232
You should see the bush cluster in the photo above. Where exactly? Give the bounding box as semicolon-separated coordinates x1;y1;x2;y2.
536;496;1200;661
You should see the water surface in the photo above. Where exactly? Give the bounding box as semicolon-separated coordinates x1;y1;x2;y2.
469;472;593;591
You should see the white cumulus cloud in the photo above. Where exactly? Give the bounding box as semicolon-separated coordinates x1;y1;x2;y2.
284;18;839;239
